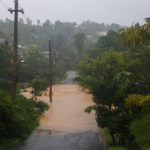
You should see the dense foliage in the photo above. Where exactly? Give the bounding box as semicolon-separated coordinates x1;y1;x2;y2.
0;41;12;80
130;112;150;149
0;41;49;148
31;77;48;97
0;90;48;139
76;19;150;147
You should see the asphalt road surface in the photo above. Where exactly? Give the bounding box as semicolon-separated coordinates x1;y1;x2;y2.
10;131;102;150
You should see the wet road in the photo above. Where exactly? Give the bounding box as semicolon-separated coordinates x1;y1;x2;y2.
11;71;106;150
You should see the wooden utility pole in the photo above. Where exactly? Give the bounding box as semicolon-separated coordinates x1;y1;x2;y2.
8;0;24;101
49;40;53;102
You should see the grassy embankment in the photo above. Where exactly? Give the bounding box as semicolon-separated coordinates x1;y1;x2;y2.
130;112;150;150
0;138;22;150
105;112;150;150
104;128;127;150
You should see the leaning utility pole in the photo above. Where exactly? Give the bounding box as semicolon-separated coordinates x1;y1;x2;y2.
8;0;24;101
49;40;53;102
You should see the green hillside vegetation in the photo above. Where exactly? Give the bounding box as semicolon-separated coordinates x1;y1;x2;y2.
0;19;121;47
0;19;122;82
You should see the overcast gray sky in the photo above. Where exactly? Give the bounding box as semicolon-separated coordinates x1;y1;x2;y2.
0;0;149;26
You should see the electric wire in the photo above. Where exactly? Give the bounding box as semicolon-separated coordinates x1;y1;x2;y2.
0;1;26;23
0;0;12;40
0;0;9;10
18;3;27;23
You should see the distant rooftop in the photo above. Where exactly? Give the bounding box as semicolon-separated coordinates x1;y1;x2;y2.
97;31;108;36
0;38;6;44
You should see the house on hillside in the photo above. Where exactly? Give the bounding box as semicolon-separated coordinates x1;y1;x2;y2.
42;51;49;58
0;38;6;44
97;31;108;36
18;45;27;63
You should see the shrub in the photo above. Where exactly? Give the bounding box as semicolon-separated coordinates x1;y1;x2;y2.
31;99;49;114
0;90;49;139
31;77;48;97
125;94;150;113
0;79;12;94
130;112;150;149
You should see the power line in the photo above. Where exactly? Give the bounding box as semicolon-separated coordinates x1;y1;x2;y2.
18;3;27;23
0;0;27;22
0;0;11;40
0;0;9;10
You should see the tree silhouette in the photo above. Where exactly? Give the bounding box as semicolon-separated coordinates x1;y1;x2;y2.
73;33;85;57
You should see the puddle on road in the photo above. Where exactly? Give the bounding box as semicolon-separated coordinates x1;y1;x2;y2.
36;128;61;136
21;84;100;136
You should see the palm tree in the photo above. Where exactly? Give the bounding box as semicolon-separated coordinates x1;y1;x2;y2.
73;33;85;57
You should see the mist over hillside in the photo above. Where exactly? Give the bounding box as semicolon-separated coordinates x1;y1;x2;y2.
0;19;121;48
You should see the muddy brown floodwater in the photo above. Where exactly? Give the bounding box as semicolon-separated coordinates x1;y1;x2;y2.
12;83;106;150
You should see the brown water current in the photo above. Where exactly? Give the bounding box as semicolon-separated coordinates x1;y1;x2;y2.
15;83;107;150
21;84;100;135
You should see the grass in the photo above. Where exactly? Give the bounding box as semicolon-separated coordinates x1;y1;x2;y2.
104;128;127;150
0;138;22;150
104;112;150;150
130;112;150;150
109;147;127;150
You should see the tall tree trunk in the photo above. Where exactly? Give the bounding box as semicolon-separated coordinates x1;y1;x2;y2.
110;132;116;146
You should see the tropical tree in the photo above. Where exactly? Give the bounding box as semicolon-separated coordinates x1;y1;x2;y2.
77;51;135;145
19;46;49;81
96;30;125;53
76;19;150;147
0;41;12;79
119;18;150;48
31;77;48;97
73;33;85;57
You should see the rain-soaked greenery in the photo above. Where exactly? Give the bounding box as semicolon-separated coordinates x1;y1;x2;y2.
1;18;150;150
76;18;150;149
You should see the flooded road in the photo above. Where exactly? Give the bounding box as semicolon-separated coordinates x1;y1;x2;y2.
10;71;106;150
39;84;99;134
